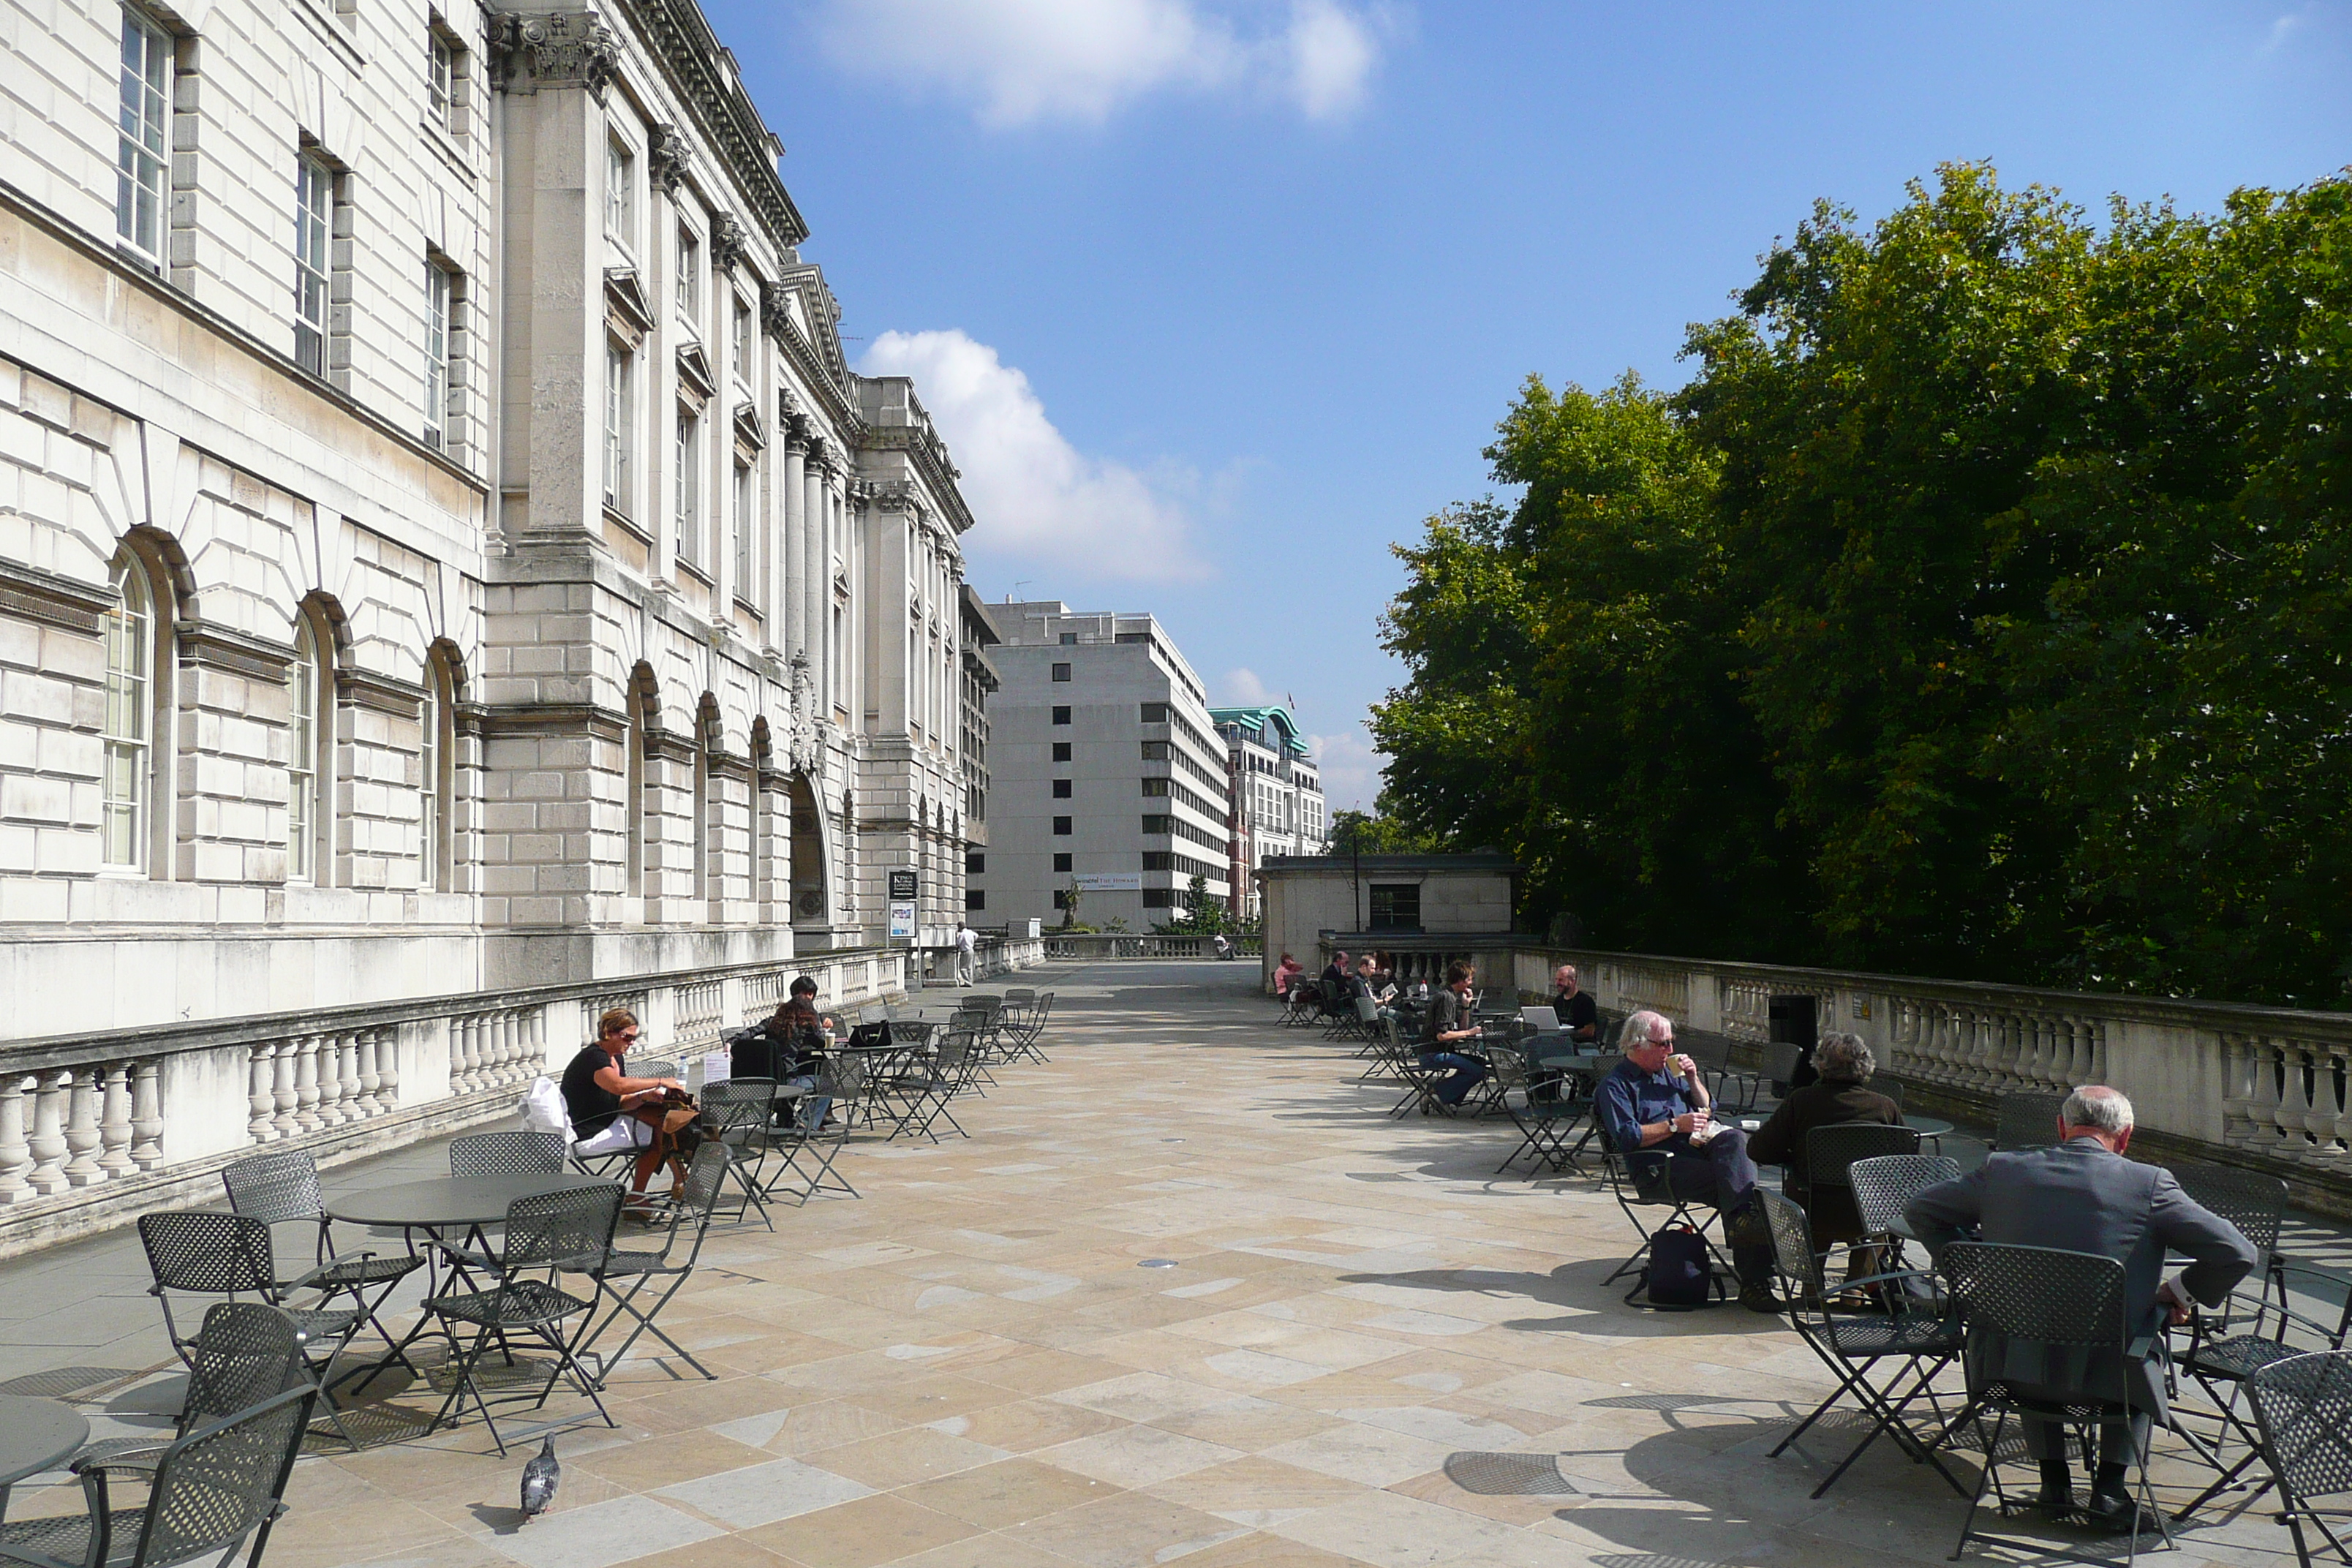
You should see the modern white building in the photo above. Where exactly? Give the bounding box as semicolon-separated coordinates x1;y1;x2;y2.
966;602;1230;930
1210;706;1324;919
0;0;986;1039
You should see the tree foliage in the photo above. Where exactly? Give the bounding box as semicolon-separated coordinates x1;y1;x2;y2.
1373;165;2352;1006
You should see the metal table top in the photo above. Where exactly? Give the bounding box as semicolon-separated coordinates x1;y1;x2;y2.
0;1395;89;1492
324;1172;611;1230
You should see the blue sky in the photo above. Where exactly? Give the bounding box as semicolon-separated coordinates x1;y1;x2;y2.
701;0;2352;809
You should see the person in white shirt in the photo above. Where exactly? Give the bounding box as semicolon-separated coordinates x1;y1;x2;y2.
954;922;978;985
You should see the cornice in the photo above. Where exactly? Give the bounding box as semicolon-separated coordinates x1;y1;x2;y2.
0;557;114;636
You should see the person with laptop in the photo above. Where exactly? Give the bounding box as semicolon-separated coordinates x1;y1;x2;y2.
1550;965;1599;1044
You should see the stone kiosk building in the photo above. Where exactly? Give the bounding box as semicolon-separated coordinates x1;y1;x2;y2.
0;0;1006;1235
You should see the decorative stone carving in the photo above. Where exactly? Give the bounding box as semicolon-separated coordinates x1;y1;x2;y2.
761;282;794;344
711;214;746;274
491;11;620;100
647;122;688;195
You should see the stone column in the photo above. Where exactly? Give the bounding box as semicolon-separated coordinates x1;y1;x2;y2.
782;426;807;662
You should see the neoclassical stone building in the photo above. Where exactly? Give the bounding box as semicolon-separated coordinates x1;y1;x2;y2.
0;0;979;1037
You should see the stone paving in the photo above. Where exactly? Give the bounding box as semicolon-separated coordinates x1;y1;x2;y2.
0;962;2332;1567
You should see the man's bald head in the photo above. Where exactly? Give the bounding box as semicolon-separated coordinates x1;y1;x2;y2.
2060;1085;2135;1150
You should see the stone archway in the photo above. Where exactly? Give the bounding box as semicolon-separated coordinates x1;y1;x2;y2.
787;770;830;937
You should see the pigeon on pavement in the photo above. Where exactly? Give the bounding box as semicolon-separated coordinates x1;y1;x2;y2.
519;1437;559;1523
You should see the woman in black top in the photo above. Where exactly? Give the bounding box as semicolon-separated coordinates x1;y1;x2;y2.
562;1008;690;1213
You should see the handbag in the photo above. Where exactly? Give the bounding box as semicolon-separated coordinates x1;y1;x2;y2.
1643;1222;1716;1309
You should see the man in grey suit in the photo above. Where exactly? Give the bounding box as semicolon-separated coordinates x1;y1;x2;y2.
1905;1085;2257;1529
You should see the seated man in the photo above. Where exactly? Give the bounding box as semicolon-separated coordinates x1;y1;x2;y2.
1319;951;1354;1012
1355;954;1398;1006
1549;965;1600;1044
1905;1086;2256;1528
1595;1009;1776;1311
1417;961;1490;1109
1211;933;1234;960
1747;1031;1904;1285
762;976;838;1128
562;1007;691;1217
1272;952;1304;997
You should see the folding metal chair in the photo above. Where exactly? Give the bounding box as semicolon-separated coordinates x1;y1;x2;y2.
1945;1242;2176;1564
1759;1191;1967;1499
1490;1043;1591;1177
764;1058;859;1202
1598;1142;1738;1299
137;1212;371;1450
578;1142;731;1387
1993;1089;2070;1152
1849;1153;1961;1275
72;1301;307;1474
222;1147;426;1387
2248;1349;2352;1567
697;1079;780;1229
450;1130;568;1177
1;1383;319;1568
421;1183;624;1455
892;1027;981;1143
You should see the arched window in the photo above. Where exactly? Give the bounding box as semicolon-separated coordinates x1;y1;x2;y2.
101;553;156;871
287;606;333;884
625;674;650;900
420;649;456;890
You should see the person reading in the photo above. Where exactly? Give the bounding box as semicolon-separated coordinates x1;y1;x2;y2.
561;1008;691;1218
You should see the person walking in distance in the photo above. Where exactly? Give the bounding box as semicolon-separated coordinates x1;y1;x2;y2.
954;921;978;986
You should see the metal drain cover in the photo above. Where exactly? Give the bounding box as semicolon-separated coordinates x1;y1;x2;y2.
1138;1259;1179;1268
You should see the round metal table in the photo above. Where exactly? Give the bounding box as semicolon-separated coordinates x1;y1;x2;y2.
325;1172;611;1233
0;1395;91;1515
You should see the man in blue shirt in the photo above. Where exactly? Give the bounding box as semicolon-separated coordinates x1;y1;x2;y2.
1596;1009;1776;1310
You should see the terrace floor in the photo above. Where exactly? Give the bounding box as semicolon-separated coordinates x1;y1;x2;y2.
0;962;2334;1568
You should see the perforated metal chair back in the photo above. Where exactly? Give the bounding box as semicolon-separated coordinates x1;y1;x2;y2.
1003;988;1036;1003
627;1057;679;1080
1992;1090;2070;1151
140;1212;279;1297
676;1139;732;1219
1763;1189;1830;1308
184;1302;309;1423
1765;1039;1804;1085
1805;1123;1922;1190
1944;1242;2127;1348
500;1183;623;1273
450;1129;568;1178
1354;995;1379;1025
1872;1074;1908;1109
2249;1350;2352;1514
2170;1159;2286;1268
1848;1153;1961;1237
961;995;1003;1017
700;1079;776;1133
221;1149;327;1227
135;1382;317;1568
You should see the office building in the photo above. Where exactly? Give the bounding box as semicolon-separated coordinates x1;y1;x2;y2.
1211;706;1325;919
967;603;1229;930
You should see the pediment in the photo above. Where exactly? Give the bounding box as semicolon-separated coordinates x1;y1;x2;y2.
603;267;655;339
676;343;717;404
733;399;766;454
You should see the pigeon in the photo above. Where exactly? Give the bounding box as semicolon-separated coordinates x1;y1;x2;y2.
519;1437;559;1523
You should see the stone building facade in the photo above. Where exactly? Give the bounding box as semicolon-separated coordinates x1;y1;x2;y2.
1210;705;1324;919
0;0;979;1039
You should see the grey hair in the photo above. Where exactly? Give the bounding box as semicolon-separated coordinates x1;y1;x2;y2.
2063;1085;2134;1134
1618;1009;1670;1052
1816;1032;1874;1082
1554;964;1578;983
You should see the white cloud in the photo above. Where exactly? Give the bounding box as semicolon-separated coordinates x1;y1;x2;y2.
812;0;1390;126
1220;667;1275;705
1307;723;1382;811
858;328;1204;580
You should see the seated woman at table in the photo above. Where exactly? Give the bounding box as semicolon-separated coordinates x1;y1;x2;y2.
761;976;837;1128
1746;1032;1904;1286
1272;952;1303;997
562;1008;691;1216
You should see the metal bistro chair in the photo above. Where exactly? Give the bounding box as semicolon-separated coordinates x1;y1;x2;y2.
0;1384;318;1568
421;1183;624;1455
1796;1123;1923;1260
222;1147;426;1387
764;1058;860;1203
1491;1043;1591;1178
72;1301;307;1475
1759;1190;1967;1500
696;1079;781;1229
577;1142;731;1388
1992;1088;2071;1152
892;1027;983;1144
1281;980;1322;1028
136;1212;369;1450
2247;1349;2352;1568
1849;1153;1962;1275
1944;1242;2175;1564
1599;1139;1738;1302
1683;1033;1761;1115
449;1130;568;1178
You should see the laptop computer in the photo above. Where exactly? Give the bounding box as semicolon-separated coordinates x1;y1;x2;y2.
1520;1006;1561;1033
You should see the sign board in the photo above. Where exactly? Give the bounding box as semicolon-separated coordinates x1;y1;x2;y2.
888;869;919;902
889;902;916;939
1074;872;1143;892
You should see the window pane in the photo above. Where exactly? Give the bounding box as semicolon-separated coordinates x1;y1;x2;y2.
287;620;317;880
423;265;450;447
116;10;168;256
293;157;331;375
101;559;151;870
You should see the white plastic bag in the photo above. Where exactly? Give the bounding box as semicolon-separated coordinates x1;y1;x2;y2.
520;1074;570;1137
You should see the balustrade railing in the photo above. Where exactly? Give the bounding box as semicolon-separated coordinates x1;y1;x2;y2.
1040;934;1264;961
0;942;967;1259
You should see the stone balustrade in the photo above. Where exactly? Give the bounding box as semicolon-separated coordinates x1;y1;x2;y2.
1039;934;1260;962
1503;943;2352;1215
0;941;1039;1260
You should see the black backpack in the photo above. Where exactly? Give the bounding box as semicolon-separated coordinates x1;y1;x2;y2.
1641;1223;1716;1309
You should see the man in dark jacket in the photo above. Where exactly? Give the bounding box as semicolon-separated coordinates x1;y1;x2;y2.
1747;1031;1903;1243
1549;965;1599;1044
1905;1086;2257;1528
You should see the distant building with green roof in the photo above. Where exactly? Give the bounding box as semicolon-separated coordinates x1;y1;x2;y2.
1210;705;1326;918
